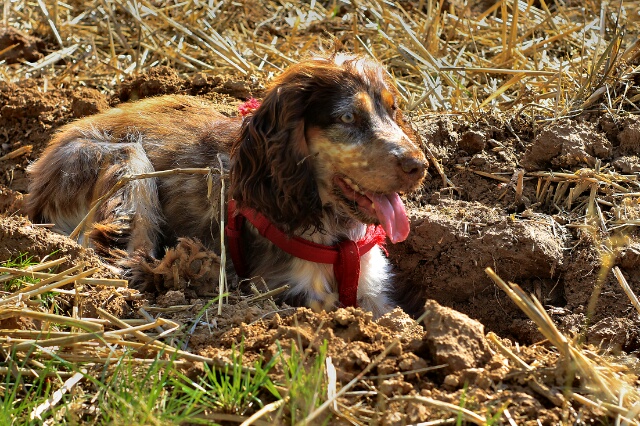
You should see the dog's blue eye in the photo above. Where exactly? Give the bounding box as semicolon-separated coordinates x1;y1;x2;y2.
341;112;355;124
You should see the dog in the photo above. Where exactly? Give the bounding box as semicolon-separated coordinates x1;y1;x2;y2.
27;53;428;317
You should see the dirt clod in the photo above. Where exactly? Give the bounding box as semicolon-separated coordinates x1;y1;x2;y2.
71;88;109;118
521;121;612;169
0;27;45;64
156;290;188;307
115;67;186;103
81;289;135;319
618;115;640;155
587;317;636;351
0;215;117;278
612;155;640;173
0;185;24;215
421;299;491;374
459;130;487;154
380;377;414;395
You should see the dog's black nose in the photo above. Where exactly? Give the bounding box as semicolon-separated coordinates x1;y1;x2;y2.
399;156;427;176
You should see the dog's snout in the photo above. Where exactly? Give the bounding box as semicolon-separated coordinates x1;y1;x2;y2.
398;155;427;177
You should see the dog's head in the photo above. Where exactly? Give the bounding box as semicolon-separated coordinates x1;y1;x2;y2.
231;54;427;242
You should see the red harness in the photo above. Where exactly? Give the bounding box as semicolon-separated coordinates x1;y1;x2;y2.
225;199;386;307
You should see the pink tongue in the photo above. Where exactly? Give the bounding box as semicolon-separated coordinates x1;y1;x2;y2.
368;192;410;243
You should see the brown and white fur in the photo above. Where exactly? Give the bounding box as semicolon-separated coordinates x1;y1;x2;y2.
27;54;428;317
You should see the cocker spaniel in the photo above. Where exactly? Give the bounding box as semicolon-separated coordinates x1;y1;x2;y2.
27;53;428;316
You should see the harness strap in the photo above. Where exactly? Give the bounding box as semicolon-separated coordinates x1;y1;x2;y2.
225;199;386;307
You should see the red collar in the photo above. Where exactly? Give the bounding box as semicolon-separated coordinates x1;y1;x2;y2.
225;199;386;307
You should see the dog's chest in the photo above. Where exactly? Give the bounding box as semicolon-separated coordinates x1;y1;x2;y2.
246;221;393;316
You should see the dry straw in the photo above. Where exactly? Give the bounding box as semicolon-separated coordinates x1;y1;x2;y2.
0;261;250;378
486;267;640;424
2;0;640;423
1;0;638;115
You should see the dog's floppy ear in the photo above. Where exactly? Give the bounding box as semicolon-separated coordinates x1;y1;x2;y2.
230;70;323;234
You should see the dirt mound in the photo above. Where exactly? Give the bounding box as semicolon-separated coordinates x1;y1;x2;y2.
201;305;482;382
191;302;587;424
0;184;24;214
521;121;612;169
0;215;117;279
0;67;257;192
387;111;640;348
113;66;264;113
0;81;92;191
114;67;187;102
391;198;567;338
0;27;45;64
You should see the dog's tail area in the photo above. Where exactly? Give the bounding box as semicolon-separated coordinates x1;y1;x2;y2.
27;128;164;257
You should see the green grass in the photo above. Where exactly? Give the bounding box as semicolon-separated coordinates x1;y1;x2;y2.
1;253;61;313
0;338;334;425
455;383;469;426
77;340;282;425
0;350;272;425
174;339;280;418
1;253;39;292
0;355;71;426
83;354;201;425
0;253;335;425
279;340;329;425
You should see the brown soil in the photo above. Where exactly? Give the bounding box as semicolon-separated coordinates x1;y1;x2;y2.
0;67;257;194
1;63;639;424
192;306;597;424
0;27;46;64
390;113;640;351
0;215;116;278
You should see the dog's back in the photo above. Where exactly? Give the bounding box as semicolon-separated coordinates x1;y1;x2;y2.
27;95;239;256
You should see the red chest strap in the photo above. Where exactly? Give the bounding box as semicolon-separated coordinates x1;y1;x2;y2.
225;199;386;307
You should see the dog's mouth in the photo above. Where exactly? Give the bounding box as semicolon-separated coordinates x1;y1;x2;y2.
333;175;410;244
